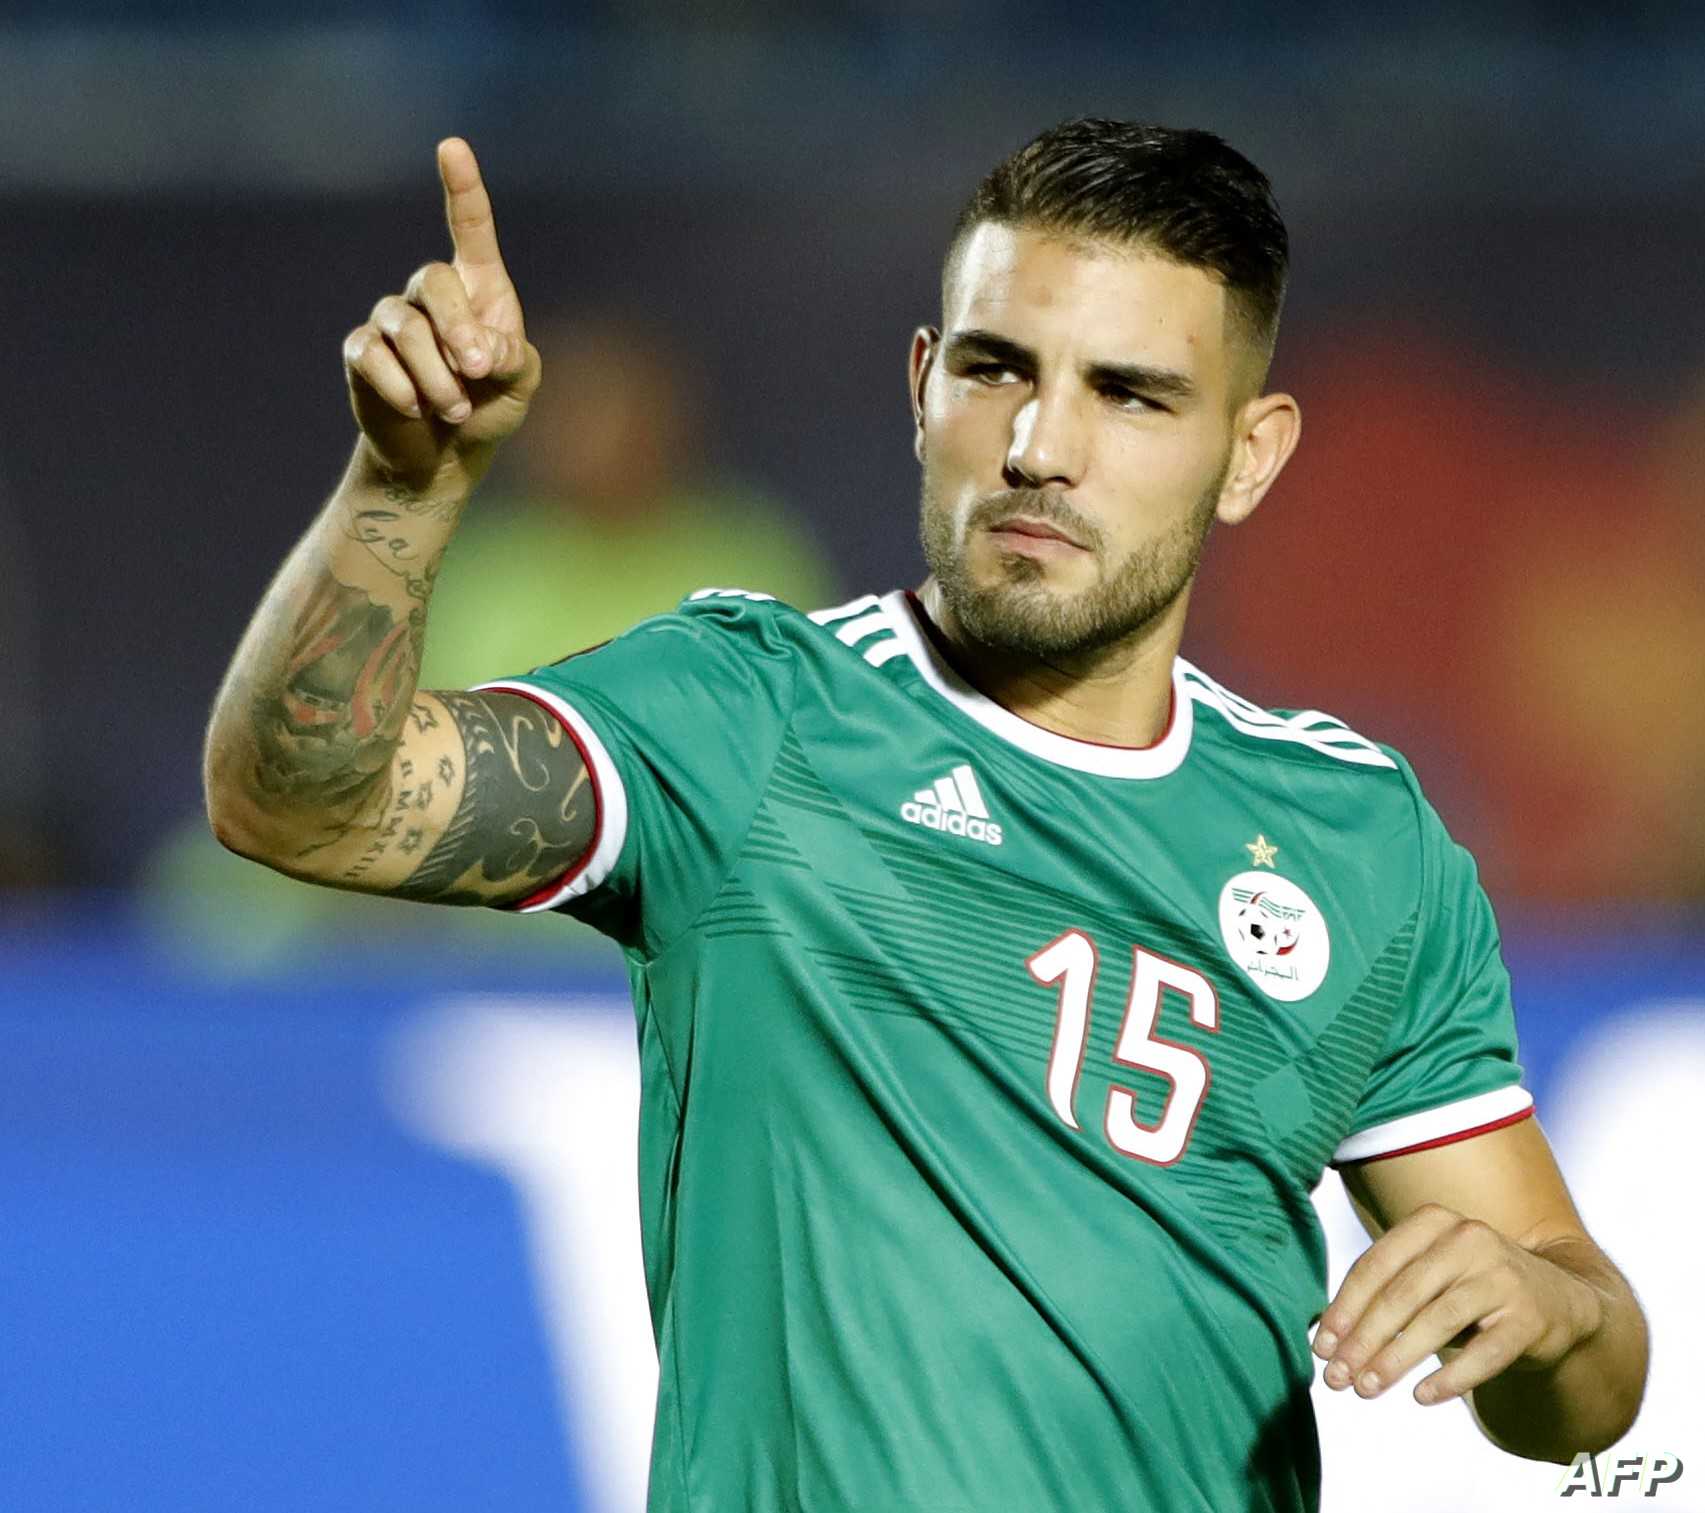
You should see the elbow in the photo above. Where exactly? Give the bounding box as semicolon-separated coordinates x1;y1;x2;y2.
202;741;288;868
202;741;256;859
202;789;322;883
1583;1321;1651;1460
205;800;263;865
201;740;356;885
1577;1271;1652;1458
203;783;272;868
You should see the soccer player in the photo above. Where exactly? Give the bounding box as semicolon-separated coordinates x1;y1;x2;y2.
204;120;1648;1511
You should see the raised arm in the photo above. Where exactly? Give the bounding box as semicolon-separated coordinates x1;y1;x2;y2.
204;139;591;906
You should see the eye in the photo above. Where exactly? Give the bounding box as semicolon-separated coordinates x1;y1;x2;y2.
1102;385;1166;413
965;362;1020;385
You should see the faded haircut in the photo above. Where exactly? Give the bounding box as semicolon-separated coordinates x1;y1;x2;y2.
944;118;1289;383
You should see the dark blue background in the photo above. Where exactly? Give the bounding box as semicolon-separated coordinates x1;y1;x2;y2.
2;901;1699;1511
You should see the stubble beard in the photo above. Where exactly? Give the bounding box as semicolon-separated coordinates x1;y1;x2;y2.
918;466;1225;661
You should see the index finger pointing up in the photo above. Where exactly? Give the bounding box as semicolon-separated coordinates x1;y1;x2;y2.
437;136;508;276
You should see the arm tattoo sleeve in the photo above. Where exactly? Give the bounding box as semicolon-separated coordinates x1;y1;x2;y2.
394;691;597;905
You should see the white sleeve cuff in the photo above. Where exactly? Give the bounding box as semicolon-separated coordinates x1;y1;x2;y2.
1332;1084;1534;1165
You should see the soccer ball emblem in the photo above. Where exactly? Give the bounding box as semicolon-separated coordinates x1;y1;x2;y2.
1218;873;1330;1002
1232;892;1301;958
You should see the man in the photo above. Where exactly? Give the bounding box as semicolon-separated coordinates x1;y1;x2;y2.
204;120;1648;1511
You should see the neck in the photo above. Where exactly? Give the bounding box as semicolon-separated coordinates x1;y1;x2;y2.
914;577;1188;749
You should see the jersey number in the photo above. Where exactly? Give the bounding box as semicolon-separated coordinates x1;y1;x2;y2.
1026;930;1220;1166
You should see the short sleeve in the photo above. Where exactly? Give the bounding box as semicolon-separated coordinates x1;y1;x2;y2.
476;590;800;956
1332;757;1533;1164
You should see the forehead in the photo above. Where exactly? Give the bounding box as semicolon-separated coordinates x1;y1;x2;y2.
946;222;1232;378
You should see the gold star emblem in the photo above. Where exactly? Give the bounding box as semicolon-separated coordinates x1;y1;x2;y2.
1246;834;1278;868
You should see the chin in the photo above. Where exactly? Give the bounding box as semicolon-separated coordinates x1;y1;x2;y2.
950;580;1102;659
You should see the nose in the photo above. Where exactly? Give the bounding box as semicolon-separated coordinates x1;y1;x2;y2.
1004;387;1087;490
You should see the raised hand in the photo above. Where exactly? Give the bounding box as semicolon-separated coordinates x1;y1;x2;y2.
343;137;542;488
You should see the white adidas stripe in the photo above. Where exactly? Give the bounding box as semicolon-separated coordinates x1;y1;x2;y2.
807;594;881;626
1179;663;1395;769
808;594;904;665
951;763;989;818
911;765;991;819
833;610;893;648
687;586;776;602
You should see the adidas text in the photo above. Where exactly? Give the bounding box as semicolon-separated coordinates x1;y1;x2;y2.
900;801;1003;846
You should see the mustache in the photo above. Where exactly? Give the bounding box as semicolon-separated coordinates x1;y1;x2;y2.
968;489;1103;552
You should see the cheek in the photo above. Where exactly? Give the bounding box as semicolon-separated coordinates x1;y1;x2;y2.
1111;417;1230;497
929;386;1007;468
929;437;1007;540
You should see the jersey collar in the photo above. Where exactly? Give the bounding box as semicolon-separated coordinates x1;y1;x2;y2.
882;590;1194;780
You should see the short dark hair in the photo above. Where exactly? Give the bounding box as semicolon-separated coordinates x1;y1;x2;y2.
944;118;1289;378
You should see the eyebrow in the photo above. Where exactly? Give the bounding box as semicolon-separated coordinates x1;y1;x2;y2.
942;328;1200;403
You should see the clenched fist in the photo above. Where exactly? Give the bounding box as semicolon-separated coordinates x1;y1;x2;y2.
343;137;542;490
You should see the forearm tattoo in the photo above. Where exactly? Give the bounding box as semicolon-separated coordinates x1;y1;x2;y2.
249;573;422;819
236;475;590;902
246;481;446;820
344;491;446;602
393;691;595;904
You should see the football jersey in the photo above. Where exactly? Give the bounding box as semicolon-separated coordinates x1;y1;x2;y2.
476;587;1532;1513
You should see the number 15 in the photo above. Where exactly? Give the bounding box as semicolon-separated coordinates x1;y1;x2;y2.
1027;930;1220;1166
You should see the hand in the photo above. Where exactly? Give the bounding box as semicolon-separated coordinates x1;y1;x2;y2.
1312;1203;1604;1406
342;137;542;489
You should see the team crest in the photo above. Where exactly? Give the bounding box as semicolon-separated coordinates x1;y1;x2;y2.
1217;871;1330;1002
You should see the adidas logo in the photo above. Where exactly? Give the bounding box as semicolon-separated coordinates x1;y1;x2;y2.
900;763;1004;846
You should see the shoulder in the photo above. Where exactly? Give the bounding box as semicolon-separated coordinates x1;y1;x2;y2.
617;586;811;661
594;585;909;683
1178;657;1450;859
1180;660;1453;894
664;587;907;665
1178;655;1407;777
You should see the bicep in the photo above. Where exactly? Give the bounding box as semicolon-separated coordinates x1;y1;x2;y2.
1340;1116;1590;1249
295;688;595;907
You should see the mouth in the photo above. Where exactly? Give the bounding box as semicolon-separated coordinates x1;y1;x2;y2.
985;515;1086;551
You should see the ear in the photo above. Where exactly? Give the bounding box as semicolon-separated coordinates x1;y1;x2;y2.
1216;390;1301;527
909;326;939;463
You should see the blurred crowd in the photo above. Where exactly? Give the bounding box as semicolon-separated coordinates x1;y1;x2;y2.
1;1;1702;945
4;313;1698;944
418;312;835;689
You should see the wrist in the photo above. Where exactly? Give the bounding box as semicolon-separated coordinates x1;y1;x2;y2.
350;434;489;505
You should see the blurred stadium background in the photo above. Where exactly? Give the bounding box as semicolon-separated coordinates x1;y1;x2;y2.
1;4;1701;1509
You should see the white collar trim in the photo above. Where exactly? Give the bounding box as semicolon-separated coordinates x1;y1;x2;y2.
881;590;1194;780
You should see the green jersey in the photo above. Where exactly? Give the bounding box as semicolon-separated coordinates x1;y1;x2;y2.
477;588;1530;1513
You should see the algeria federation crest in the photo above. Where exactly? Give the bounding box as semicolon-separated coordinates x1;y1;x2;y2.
1217;870;1330;1002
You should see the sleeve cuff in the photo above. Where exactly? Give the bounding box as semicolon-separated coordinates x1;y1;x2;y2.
472;679;630;913
1331;1084;1534;1166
